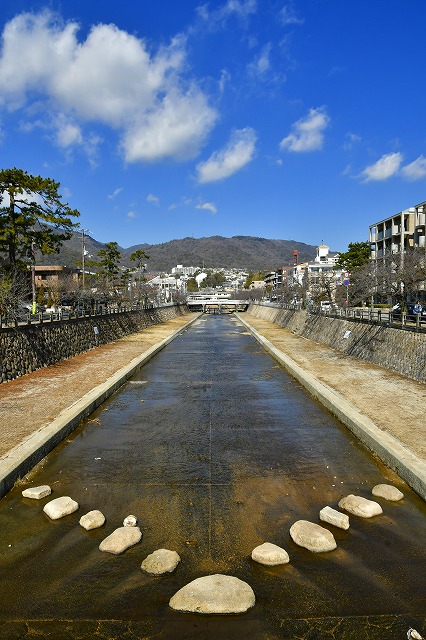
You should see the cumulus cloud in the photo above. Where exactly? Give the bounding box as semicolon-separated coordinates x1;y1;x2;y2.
361;152;403;182
280;107;329;152
0;11;217;163
401;155;426;181
196;201;217;214
196;127;256;183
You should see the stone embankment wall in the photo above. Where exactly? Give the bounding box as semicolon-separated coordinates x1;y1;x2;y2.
247;304;425;383
0;305;189;383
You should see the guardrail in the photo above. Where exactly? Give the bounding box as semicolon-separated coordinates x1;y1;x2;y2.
252;302;426;333
0;303;161;329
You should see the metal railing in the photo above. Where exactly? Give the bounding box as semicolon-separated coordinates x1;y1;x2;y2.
252;302;426;333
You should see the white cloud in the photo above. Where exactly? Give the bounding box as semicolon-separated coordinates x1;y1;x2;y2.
247;43;272;79
196;127;256;183
107;187;123;199
127;210;137;218
196;201;217;214
147;193;160;205
401;155;426;181
361;152;403;182
196;0;257;28
280;5;304;26
280;107;329;152
0;11;216;163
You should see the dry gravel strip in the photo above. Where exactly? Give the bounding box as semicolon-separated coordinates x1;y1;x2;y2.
238;314;426;462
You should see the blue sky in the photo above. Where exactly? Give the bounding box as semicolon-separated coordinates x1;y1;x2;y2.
1;0;426;252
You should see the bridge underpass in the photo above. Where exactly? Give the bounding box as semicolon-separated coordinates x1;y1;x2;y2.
0;314;425;639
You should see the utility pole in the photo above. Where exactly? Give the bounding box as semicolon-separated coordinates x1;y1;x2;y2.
81;229;90;288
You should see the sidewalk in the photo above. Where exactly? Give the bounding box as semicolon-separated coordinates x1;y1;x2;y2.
238;313;426;500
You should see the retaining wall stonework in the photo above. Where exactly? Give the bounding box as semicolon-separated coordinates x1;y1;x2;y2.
247;303;426;383
0;305;189;383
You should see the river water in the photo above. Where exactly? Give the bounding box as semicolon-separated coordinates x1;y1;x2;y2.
0;314;425;639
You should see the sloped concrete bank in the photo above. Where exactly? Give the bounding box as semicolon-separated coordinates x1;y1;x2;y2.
247;303;425;383
0;304;189;383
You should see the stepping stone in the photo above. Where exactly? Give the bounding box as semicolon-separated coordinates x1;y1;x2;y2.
99;526;142;554
22;485;51;500
141;549;181;575
251;542;290;565
290;520;337;552
320;506;350;530
43;496;79;520
169;574;255;614
79;510;105;530
338;494;383;518
372;484;404;501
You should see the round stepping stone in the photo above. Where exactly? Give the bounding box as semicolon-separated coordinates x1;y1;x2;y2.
290;520;337;552
79;510;105;530
372;484;404;501
251;542;290;565
141;549;181;575
320;506;350;530
43;496;79;520
22;485;51;500
123;515;138;527
338;494;383;518
169;574;255;614
99;526;142;554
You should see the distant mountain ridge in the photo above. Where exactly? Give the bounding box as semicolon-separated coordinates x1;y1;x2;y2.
36;233;321;273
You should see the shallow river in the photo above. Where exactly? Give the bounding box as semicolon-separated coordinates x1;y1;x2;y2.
0;314;425;639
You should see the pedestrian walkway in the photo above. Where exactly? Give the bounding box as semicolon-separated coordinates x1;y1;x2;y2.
238;312;426;500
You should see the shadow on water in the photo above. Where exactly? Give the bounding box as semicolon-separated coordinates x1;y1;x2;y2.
0;314;425;639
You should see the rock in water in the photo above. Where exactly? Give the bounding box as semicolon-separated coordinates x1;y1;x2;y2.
251;542;290;565
169;574;255;614
123;514;138;527
372;484;404;501
338;494;383;517
99;526;142;554
43;496;79;520
141;549;181;575
290;520;337;552
22;485;51;500
79;510;106;530
319;506;350;530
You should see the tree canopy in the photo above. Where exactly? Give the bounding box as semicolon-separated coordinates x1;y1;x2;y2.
335;242;370;272
0;167;80;268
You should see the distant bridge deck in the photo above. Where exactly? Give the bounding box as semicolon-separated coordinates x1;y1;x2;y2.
187;298;249;312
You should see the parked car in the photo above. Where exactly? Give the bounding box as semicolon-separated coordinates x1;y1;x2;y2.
392;303;426;320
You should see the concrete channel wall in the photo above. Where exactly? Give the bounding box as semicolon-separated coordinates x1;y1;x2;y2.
247;303;426;383
0;304;190;383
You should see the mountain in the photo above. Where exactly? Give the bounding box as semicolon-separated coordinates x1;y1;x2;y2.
36;233;321;273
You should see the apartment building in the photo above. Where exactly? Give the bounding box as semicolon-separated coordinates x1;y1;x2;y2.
369;200;426;260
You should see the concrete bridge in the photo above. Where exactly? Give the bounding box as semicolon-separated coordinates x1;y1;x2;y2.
187;298;249;312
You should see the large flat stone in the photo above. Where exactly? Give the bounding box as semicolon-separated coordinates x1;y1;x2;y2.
338;494;383;518
320;506;350;530
289;520;337;552
141;549;180;575
22;485;51;500
169;574;255;614
43;496;79;520
79;510;105;530
372;484;404;501
251;542;290;565
99;526;142;554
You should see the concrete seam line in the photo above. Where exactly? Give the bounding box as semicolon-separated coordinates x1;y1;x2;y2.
0;313;201;498
236;313;426;501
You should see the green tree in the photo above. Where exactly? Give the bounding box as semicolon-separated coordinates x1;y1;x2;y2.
0;167;80;268
186;277;198;292
335;242;370;272
97;241;121;281
130;248;150;302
